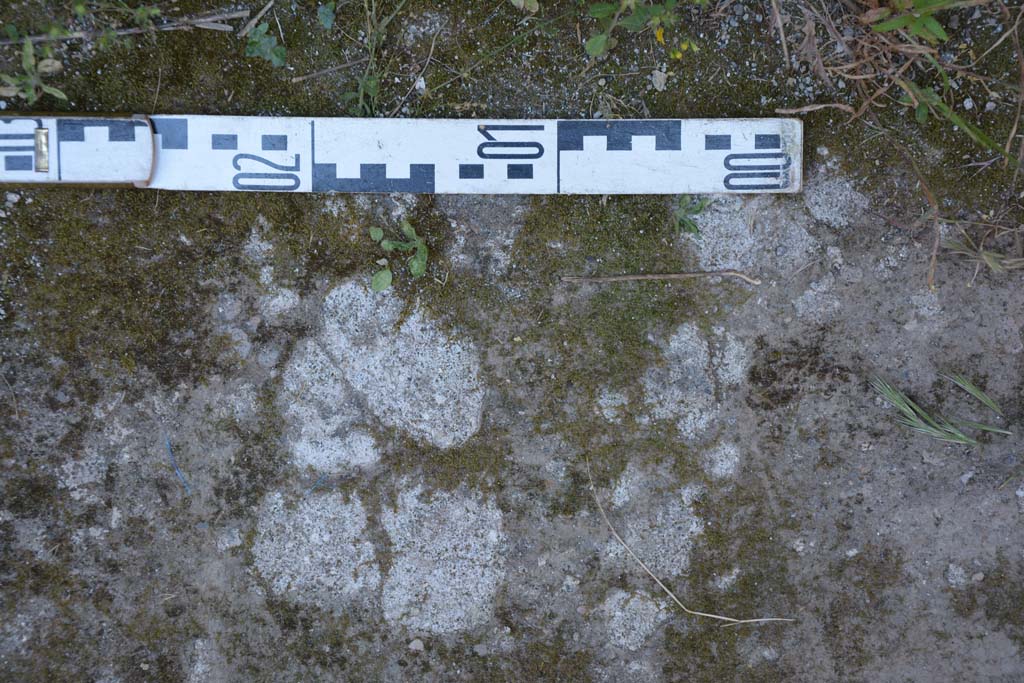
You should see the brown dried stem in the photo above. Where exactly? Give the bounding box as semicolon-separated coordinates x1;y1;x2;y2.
562;270;762;286
0;9;251;46
584;455;794;628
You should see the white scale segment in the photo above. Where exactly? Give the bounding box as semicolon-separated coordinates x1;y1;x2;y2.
0;115;802;194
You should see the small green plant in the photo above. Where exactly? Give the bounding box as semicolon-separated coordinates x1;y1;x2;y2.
369;221;429;291
72;1;161;28
897;79;1019;169
869;0;975;44
318;2;336;30
0;39;66;105
585;0;705;57
343;0;408;116
342;74;380;115
673;196;711;236
70;0;161;48
871;375;1011;446
245;22;286;67
862;2;1020;168
943;230;1024;275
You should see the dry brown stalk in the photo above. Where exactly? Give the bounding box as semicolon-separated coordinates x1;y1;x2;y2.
0;9;250;46
561;270;762;286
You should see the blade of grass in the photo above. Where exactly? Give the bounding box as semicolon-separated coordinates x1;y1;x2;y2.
941;373;1004;415
899;79;1021;170
871;377;979;446
934;416;981;445
954;419;1013;436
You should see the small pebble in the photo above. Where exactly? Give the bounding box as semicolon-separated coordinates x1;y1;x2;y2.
946;563;967;588
985;101;997;112
964;98;974;110
650;70;668;92
408;638;424;653
971;572;985;583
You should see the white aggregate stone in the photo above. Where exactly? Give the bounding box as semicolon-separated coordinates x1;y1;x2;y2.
601;589;668;651
604;484;704;579
252;492;380;607
279;340;380;471
382;485;506;634
642;322;717;440
318;281;485;449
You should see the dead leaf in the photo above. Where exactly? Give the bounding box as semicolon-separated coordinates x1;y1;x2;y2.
37;59;63;75
509;0;539;13
797;16;834;88
858;8;891;24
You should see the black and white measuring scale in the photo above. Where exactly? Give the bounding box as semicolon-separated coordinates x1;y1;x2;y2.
0;115;801;194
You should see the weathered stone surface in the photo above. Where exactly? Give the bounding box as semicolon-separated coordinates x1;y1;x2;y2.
381;485;506;634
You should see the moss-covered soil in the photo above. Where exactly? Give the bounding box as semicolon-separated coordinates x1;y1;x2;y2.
2;1;1024;681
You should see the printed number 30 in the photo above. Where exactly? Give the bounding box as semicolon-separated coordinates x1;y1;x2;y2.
232;153;301;191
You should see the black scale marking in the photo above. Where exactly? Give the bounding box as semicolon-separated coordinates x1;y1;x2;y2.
0;119;38;172
557;120;681;151
55;118;151;180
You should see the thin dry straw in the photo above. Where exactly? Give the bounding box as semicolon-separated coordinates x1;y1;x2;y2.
562;270;762;286
584;455;794;628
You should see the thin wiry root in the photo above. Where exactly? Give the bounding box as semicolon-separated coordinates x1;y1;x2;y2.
584;454;794;628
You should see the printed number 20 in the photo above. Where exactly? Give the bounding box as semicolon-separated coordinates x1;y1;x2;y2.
232;153;301;191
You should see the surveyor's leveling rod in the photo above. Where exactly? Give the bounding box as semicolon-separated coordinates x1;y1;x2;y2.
0;115;801;194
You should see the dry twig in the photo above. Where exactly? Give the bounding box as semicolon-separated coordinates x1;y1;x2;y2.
0;9;250;46
972;2;1024;67
152;66;161;113
291;57;369;84
238;0;274;38
584;455;794;628
770;0;791;69
998;2;1024;187
885;131;943;289
776;102;854;114
389;29;441;116
562;270;762;286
